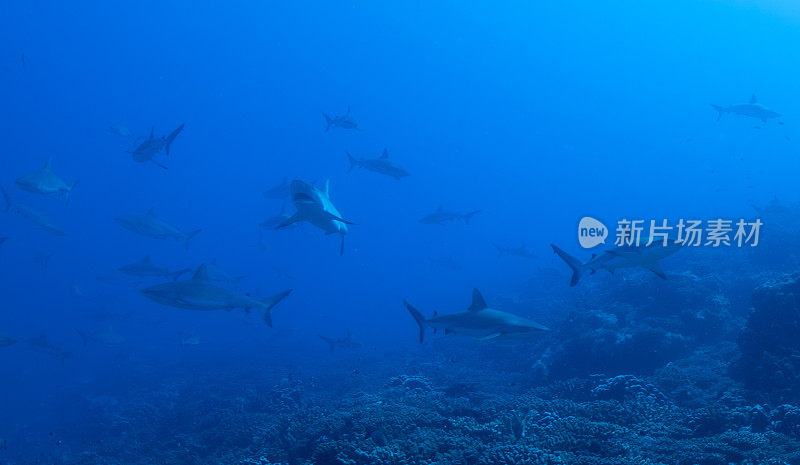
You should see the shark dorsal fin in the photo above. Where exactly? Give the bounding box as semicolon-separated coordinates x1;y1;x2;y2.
345;105;351;116
468;288;488;312
141;255;151;263
146;207;155;216
380;149;389;159
192;264;210;281
324;179;330;198
591;253;597;260
750;94;758;104
42;157;52;171
149;126;154;139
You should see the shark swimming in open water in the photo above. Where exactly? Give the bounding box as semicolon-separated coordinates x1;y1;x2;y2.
127;124;184;169
118;255;190;280
404;289;549;342
1;187;66;236
140;264;292;327
419;204;481;225
323;105;358;131
276;179;355;255
494;242;537;259
346;149;410;180
15;158;77;204
115;208;201;250
318;330;362;352
550;238;682;286
712;95;781;122
0;332;17;347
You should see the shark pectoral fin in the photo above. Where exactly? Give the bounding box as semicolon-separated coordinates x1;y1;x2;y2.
323;211;356;225
480;333;502;341
275;213;303;229
644;261;667;279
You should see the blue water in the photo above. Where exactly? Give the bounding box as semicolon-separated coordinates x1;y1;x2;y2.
3;1;800;463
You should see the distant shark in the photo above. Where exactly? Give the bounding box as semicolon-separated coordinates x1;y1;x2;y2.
127;124;184;169
419;204;481;225
323;105;358;131
550;239;682;286
118;255;190;280
0;332;17;347
140;264;292;327
276;179;355;255
494;242;537;259
347;149;410;180
404;288;549;342
1;186;66;236
712;95;781;122
15;158;77;204
318;330;362;352
115;208;201;250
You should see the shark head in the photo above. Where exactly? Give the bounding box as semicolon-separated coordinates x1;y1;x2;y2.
289;180;325;207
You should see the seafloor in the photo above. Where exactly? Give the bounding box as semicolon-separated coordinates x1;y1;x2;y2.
9;206;800;465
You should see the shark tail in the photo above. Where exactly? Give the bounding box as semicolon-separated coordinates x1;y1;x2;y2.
65;180;78;206
323;113;332;132
403;299;427;343
711;104;726;121
0;186;9;212
346;152;357;173
75;329;88;347
171;268;192;281
164;124;185;156
184;229;202;251
463;210;482;225
319;335;336;352
261;289;293;327
550;244;585;287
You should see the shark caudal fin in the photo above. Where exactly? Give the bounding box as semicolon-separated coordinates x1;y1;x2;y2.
346;152;357;173
164;124;184;156
463;210;482;225
184;229;202;251
0;186;10;212
65;181;78;206
403;299;427;343
323;113;332;131
318;335;336;352
711;104;726;121
550;244;585;287
75;329;88;347
261;289;292;327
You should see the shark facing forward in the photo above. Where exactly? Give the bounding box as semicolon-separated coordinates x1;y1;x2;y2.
15;158;77;204
550;239;682;286
140;264;292;327
127;124;184;169
275;179;355;255
323;105;358;131
404;289;549;342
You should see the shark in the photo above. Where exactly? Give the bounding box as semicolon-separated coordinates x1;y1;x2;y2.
118;255;190;280
1;186;66;236
25;333;71;363
318;330;362;352
140;264;292;326
419;205;481;225
127;124;184;169
276;179;356;255
15;158;77;204
550;239;682;286
75;327;126;346
346;149;410;180
0;332;17;347
404;289;550;342
263;178;291;199
115;208;201;250
494;242;537;259
712;95;781;122
323;105;358;131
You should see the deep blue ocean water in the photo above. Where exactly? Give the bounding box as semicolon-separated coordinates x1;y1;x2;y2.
3;1;800;464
